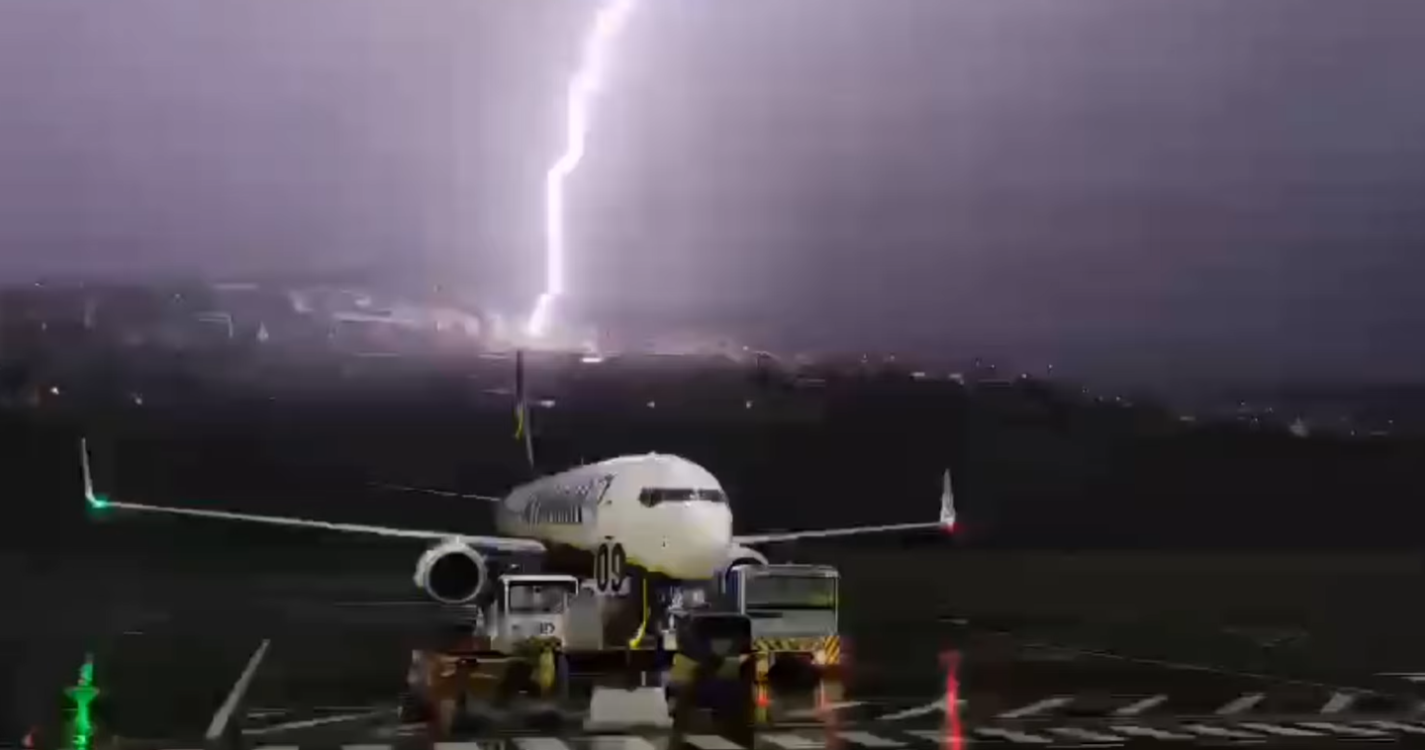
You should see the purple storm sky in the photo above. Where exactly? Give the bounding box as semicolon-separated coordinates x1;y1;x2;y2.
2;0;1424;381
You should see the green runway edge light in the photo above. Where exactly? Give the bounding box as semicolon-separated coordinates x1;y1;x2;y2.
64;653;99;750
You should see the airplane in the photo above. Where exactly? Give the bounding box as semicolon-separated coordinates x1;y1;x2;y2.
79;353;955;614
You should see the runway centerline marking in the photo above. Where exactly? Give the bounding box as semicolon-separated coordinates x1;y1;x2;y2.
205;638;271;741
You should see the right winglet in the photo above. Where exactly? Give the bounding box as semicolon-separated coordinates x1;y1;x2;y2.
939;468;956;533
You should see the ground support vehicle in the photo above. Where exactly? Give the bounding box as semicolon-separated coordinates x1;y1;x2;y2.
723;564;843;686
402;574;579;731
663;611;758;729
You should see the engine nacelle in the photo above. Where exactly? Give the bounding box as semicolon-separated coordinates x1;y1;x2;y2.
413;537;489;604
718;544;767;589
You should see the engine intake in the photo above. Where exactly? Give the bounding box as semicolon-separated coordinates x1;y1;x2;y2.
413;538;488;604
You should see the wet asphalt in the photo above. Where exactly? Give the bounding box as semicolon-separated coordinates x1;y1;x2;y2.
6;524;1425;750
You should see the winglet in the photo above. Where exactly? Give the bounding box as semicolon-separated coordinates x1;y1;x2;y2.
79;438;109;509
939;468;956;533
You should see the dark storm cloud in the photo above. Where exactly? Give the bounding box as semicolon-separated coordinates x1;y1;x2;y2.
0;0;579;287
2;0;1425;380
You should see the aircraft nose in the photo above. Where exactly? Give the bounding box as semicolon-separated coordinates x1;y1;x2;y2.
671;501;733;576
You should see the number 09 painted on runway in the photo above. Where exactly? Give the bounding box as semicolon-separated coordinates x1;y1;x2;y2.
595;542;626;593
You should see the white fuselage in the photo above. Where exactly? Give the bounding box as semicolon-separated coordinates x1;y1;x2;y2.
492;453;734;580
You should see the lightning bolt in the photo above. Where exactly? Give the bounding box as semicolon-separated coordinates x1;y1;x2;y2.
526;0;638;339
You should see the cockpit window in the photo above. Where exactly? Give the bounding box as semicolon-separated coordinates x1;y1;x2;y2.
638;487;728;506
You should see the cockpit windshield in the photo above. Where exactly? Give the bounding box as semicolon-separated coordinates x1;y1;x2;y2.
638;487;728;506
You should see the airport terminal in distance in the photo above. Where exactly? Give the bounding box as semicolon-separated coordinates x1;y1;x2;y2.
6;279;1425;750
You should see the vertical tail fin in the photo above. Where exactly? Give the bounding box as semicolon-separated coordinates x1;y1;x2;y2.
514;349;536;476
939;468;956;532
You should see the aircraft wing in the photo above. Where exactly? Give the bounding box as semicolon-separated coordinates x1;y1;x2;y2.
370;483;502;502
734;468;957;546
80;440;545;555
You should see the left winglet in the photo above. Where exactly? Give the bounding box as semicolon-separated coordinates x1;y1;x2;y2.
77;438;542;553
80;438;110;510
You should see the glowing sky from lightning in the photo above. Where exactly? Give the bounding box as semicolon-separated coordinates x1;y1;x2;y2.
526;0;638;339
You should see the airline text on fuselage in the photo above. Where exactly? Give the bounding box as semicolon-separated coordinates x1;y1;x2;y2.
521;473;613;526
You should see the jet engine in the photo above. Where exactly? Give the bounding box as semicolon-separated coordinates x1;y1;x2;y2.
719;544;767;588
413;538;489;604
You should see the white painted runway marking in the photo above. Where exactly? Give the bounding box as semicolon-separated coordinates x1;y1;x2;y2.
206;638;271;741
1378;672;1425;683
1110;725;1195;740
1182;723;1263;739
1239;722;1323;737
1320;691;1356;713
243;710;394;736
1298;722;1392;738
1112;694;1167;716
785;701;866;719
836;731;905;747
589;737;659;750
1362;720;1425;734
1047;727;1124;743
1213;691;1264;715
762;734;822;749
903;730;954;745
878;699;962;721
996;696;1072;719
1022;638;1379;694
681;736;744;750
975;727;1053;744
150;723;1425;750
